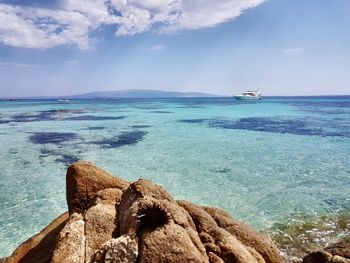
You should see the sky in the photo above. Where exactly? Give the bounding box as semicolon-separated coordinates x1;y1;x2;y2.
0;0;350;97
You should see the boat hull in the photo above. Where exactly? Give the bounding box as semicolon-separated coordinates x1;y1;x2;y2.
234;95;261;100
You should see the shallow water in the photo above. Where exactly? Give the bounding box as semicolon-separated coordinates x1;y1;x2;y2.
0;97;349;257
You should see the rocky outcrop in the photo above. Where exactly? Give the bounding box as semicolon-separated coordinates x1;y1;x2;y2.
66;160;128;214
51;213;85;263
325;237;350;259
301;238;350;263
4;161;290;263
302;251;350;263
5;212;69;263
202;206;282;263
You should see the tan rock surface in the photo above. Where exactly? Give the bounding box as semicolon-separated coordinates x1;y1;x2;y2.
5;212;68;263
118;179;175;235
302;251;350;263
51;213;85;263
203;206;284;263
66;160;129;214
138;223;208;263
326;237;350;259
85;203;117;263
178;200;268;263
93;235;138;263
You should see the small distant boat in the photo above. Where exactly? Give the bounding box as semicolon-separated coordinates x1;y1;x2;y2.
58;99;72;103
234;90;262;100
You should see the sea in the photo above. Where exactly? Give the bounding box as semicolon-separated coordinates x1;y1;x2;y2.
0;96;349;258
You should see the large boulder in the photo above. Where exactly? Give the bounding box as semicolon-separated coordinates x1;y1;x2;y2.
5;212;69;263
178;200;269;263
5;161;287;263
302;237;350;263
203;206;283;263
93;235;138;263
326;237;350;259
66;160;129;214
51;213;85;263
85;188;123;263
302;251;350;263
118;179;209;262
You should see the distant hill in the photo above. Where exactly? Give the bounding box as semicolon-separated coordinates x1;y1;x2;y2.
66;89;220;99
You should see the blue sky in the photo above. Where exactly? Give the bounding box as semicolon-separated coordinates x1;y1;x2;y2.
0;0;349;97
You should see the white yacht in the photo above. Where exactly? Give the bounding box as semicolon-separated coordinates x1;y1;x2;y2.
58;99;72;103
234;90;262;100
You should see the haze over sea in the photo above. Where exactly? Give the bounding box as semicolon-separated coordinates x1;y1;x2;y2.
0;96;349;257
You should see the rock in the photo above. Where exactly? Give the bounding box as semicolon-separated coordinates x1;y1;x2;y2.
66;161;129;214
85;203;118;263
93;235;138;263
302;236;350;263
118;180;208;262
92;188;123;207
203;206;284;263
51;213;85;263
118;179;175;236
178;200;267;263
5;212;69;263
208;252;225;263
302;251;350;263
6;161;291;263
138;223;208;263
326;237;350;259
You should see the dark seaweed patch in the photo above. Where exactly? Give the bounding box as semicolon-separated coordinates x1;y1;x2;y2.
11;113;44;122
298;107;349;115
55;154;79;166
7;109;83;123
40;148;78;166
12;110;59;122
85;126;106;130
178;119;209;124
8;110;121;124
210;168;231;173
8;149;18;155
64;115;125;121
0;119;10;124
134;106;164;110
290;100;350;108
179;117;348;137
29;132;78;144
149;111;173;114
132;125;152;129
208;117;346;137
92;131;147;148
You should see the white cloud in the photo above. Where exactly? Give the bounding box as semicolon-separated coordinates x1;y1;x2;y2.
0;0;265;49
66;59;78;64
149;44;164;51
0;61;42;67
283;48;305;54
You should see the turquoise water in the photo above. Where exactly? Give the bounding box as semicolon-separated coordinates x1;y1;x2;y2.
0;97;349;257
